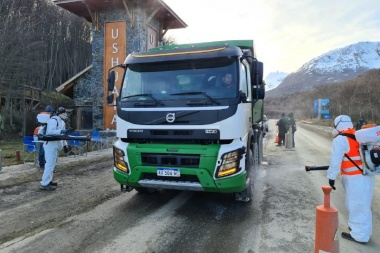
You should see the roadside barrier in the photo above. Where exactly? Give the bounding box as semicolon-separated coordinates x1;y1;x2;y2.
285;131;293;149
314;186;339;253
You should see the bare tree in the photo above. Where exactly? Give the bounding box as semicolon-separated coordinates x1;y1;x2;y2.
264;69;380;124
0;0;91;135
162;35;177;45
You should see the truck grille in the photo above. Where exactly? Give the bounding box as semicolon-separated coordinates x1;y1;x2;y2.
141;153;200;168
142;173;200;183
150;130;193;136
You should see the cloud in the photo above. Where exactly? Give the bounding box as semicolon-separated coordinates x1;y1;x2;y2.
164;0;380;76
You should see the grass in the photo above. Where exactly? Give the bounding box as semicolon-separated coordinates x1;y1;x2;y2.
1;140;25;166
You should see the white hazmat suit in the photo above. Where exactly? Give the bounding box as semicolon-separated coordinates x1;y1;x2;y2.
327;115;375;243
40;114;68;187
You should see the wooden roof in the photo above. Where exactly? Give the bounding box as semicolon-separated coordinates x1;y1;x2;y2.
52;0;187;30
55;65;93;98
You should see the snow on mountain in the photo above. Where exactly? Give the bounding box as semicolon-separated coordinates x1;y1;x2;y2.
299;41;380;73
264;71;288;91
267;41;380;97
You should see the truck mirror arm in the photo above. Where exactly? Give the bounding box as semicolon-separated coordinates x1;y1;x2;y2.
106;64;126;104
240;92;261;103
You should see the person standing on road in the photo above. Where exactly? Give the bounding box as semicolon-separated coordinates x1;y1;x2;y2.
288;113;296;148
276;113;289;146
35;105;54;169
40;107;70;191
356;117;367;130
327;115;375;244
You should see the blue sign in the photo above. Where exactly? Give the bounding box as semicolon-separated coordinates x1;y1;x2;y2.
324;114;332;119
320;99;330;115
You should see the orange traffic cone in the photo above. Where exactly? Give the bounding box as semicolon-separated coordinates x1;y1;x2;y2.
274;121;279;143
314;186;339;253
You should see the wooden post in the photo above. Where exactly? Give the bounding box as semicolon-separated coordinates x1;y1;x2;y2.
16;150;21;162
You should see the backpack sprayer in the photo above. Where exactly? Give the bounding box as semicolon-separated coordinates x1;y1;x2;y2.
305;125;380;176
37;112;91;142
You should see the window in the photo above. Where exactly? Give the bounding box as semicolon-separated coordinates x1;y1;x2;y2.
120;58;238;101
240;63;248;96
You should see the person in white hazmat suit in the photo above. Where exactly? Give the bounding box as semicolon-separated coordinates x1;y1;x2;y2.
327;115;375;244
39;107;70;191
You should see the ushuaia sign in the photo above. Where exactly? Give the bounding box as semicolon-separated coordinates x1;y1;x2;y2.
103;21;126;130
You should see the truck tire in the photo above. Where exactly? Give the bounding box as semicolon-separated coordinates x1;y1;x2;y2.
234;149;253;202
135;187;157;193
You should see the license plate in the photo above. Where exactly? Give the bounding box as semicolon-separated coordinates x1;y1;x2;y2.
157;168;180;177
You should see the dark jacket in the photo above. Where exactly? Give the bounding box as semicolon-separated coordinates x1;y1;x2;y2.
356;119;367;130
277;116;289;133
289;117;296;132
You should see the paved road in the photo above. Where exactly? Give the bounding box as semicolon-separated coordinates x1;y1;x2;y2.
0;122;379;252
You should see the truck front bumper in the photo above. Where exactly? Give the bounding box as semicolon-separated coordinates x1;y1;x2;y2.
114;167;247;193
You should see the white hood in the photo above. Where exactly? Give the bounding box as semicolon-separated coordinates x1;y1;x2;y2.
332;115;353;136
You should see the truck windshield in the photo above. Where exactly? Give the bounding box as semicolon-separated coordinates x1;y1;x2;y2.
120;58;238;101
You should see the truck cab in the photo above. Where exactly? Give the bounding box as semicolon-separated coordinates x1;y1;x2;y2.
107;40;264;202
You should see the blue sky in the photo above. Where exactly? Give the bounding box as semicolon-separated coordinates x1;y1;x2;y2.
164;0;380;77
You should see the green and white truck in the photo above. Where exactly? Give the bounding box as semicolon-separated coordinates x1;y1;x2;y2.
107;40;265;202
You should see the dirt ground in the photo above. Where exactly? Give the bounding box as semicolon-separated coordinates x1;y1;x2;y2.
1;125;379;253
0;149;121;245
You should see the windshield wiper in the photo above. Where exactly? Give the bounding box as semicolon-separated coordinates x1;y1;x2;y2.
121;94;163;106
170;91;220;105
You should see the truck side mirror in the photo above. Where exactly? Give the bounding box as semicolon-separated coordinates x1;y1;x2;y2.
107;71;115;92
253;87;265;99
252;61;265;99
253;61;263;85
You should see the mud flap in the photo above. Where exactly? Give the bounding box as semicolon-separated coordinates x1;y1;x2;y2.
234;177;252;202
234;149;253;202
121;185;134;192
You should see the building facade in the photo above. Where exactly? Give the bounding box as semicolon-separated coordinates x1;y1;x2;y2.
54;0;186;130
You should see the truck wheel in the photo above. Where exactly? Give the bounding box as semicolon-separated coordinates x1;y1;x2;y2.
135;187;156;193
234;149;253;202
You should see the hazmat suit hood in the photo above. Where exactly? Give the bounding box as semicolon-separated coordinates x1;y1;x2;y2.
332;115;353;137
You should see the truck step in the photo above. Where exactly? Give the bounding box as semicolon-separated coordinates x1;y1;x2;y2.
138;179;204;191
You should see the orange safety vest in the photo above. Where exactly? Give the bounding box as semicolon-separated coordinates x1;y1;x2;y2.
340;129;362;176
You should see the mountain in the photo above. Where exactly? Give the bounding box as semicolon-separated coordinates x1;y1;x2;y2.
267;41;380;97
264;71;288;91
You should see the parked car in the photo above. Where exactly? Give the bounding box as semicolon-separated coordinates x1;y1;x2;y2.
263;115;269;135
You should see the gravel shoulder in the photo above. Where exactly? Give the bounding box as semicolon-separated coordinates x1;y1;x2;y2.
0;149;121;245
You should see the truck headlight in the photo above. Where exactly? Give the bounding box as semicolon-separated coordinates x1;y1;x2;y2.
114;147;129;173
216;149;242;178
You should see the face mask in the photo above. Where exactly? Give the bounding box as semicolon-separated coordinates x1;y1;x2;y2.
60;113;67;120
